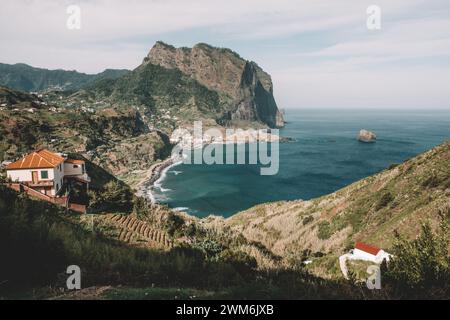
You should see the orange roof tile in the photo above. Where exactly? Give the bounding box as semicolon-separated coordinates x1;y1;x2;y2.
355;242;381;256
6;149;65;170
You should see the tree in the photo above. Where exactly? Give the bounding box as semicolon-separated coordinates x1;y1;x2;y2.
385;215;449;297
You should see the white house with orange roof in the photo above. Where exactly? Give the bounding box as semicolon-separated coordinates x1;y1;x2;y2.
6;149;90;197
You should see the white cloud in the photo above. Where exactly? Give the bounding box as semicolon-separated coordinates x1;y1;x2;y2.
273;65;450;109
0;0;449;108
311;18;450;59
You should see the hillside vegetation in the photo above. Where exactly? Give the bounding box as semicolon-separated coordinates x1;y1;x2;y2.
1;41;286;185
224;141;450;277
0;63;129;92
1;42;285;131
0;183;371;300
0;86;172;186
1;169;447;299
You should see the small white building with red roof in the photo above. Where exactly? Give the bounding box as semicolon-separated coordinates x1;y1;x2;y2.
339;242;391;279
352;242;391;264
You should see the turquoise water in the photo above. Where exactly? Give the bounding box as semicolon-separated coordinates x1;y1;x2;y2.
153;109;450;218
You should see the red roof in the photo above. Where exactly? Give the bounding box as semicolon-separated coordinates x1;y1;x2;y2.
6;149;65;170
355;242;381;256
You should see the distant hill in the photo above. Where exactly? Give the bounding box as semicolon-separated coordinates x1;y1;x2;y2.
0;63;130;92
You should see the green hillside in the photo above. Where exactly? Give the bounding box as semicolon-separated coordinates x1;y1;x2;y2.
224;141;450;279
0;183;358;300
0;86;171;186
0;63;129;92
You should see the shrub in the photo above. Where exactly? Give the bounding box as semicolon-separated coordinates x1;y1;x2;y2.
375;192;394;211
132;196;149;219
302;215;314;225
443;177;450;189
422;174;440;188
384;217;450;298
317;221;332;240
195;238;224;260
219;250;257;277
89;180;133;213
184;223;206;238
165;213;185;237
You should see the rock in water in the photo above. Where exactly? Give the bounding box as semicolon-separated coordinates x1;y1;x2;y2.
358;129;377;143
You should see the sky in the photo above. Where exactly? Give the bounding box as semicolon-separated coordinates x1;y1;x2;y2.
1;0;450;109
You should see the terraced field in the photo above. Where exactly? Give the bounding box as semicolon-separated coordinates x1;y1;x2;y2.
92;214;174;250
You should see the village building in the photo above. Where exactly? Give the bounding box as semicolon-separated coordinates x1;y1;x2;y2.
352;242;391;264
5;149;90;198
339;242;391;279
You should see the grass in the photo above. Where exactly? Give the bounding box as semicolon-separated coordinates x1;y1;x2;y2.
317;221;332;240
346;260;376;281
376;192;394;211
227;141;450;280
103;287;217;300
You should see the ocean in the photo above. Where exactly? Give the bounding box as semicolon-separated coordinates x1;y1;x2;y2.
152;109;450;218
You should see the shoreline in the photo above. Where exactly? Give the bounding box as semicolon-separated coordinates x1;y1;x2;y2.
136;156;178;203
136;129;289;205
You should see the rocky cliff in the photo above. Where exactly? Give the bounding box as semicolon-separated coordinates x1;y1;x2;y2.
143;42;284;128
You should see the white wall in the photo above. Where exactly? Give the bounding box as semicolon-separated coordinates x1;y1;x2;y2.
7;169;32;182
63;163;83;176
7;168;56;183
375;250;391;263
7;167;63;196
353;249;377;263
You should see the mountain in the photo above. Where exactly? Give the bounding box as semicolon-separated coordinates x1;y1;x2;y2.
1;42;284;129
223;141;450;277
0;63;130;92
144;42;284;128
84;42;284;129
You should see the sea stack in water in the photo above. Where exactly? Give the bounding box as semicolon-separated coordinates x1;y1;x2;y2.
358;129;377;143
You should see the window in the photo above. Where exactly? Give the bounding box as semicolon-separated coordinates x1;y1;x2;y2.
41;171;49;179
73;165;79;169
56;183;59;191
